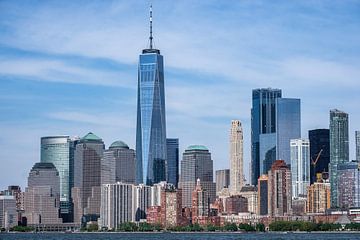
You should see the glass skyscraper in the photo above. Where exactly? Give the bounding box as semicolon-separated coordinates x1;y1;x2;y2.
356;131;360;162
136;8;167;185
329;109;349;208
251;89;301;185
166;138;179;187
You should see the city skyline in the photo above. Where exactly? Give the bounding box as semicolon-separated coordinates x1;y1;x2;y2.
1;1;360;190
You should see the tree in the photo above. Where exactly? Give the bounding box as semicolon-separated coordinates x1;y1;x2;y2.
256;223;266;232
224;222;238;231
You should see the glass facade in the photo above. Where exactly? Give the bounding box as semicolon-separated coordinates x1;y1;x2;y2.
136;48;167;185
329;109;349;207
166;138;179;187
356;131;360;162
308;129;330;184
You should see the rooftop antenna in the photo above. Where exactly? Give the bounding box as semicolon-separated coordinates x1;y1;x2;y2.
149;4;153;49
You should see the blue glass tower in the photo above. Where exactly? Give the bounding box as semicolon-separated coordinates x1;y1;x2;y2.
136;6;167;185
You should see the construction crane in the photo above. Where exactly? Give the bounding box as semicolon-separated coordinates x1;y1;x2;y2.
311;149;323;181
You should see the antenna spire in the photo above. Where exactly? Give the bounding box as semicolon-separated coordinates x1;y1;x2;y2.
149;4;153;49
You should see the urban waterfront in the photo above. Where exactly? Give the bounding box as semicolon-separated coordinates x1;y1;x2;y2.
2;232;360;240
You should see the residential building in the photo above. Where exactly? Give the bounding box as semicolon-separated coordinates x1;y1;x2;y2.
309;129;330;184
338;161;360;209
0;196;17;230
166;138;179;187
239;185;258;214
230;120;244;194
215;169;230;194
192;179;209;223
133;184;151;222
179;145;216;207
225;195;248;214
329;109;349;207
257;175;268;216
307;173;331;213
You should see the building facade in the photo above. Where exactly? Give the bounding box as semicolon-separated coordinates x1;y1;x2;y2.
179;145;216;207
306;175;330;213
192;179;210;223
257;175;268;216
329;109;349;208
356;131;360;162
309;129;330;184
337;161;360;209
136;9;167;185
0;196;17;230
215;169;230;194
133;184;151;222
225;195;248;214
229;120;244;194
166;138;179;187
290;139;310;199
268;160;292;217
239;185;258;214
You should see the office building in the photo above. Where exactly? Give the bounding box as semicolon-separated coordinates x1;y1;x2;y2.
239;185;258;214
290;139;310;199
225;195;248;214
257;175;268;216
307;174;330;213
329;109;349;208
229;120;244;194
136;6;167;185
73;132;104;222
309;129;330;184
356;131;360;162
0;196;17;230
268;160;292;217
251;88;300;185
179;145;216;207
215;169;230;193
338;161;360;209
192;179;209;223
133;184;151;222
166;138;179;187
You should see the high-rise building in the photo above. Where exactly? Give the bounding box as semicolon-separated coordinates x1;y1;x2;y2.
251;88;300;185
257;175;268;216
229;120;244;194
166;138;179;187
268;160;292;217
290;139;310;199
41;136;78;221
136;6;167;186
337;161;360;209
133;184;151;222
329;109;349;208
73;132;104;222
306;174;330;213
356;131;360;162
103;140;135;184
99;182;133;230
24;162;62;224
179;145;216;207
192;179;209;223
308;129;330;184
215;169;230;193
0;196;17;230
150;181;167;207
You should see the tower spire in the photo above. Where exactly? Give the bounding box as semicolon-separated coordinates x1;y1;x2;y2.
149;4;153;49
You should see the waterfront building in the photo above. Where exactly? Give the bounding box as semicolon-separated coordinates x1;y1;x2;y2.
290;139;310;199
356;131;360;162
225;195;248;214
309;129;330;184
338;161;360;209
215;169;230;194
329;109;349;208
257;175;268;216
166;138;179;187
2;186;23;212
0;196;17;230
150;181;167;206
73;132;104;222
24;162;62;224
251;88;301;185
136;6;167;185
239;185;258;214
99;182;133;230
133;184;151;222
179;145;216;207
229;120;244;194
192;179;210;223
268;160;292;217
306;173;331;213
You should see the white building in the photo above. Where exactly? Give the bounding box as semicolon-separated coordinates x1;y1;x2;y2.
229;120;244;194
290;139;310;199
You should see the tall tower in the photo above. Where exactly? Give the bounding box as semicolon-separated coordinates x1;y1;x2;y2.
230;120;244;194
329;109;349;208
136;5;167;185
356;131;360;162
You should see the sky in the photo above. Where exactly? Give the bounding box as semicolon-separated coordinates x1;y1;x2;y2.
0;0;360;190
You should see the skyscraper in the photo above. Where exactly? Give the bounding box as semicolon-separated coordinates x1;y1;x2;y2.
178;145;216;207
337;161;360;209
166;138;179;187
290;139;310;199
215;169;230;193
329;109;349;208
229;120;244;194
251;89;301;185
257;175;268;216
308;129;330;184
136;6;167;185
356;131;360;162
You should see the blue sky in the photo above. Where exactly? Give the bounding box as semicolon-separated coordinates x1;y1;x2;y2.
1;0;360;190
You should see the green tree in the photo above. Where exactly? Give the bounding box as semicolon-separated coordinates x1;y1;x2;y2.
238;223;255;232
224;222;238;231
86;223;99;232
256;223;266;232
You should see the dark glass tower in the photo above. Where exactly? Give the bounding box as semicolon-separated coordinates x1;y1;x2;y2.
136;6;167;185
308;129;330;184
166;138;179;187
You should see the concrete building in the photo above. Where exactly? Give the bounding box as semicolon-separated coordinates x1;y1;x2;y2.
0;196;17;230
150;181;167;207
225;195;248;214
215;169;230;194
166;138;179;187
99;182;133;230
290;139;310;199
192;179;210;224
338;161;360;209
229;120;244;194
179;145;216;208
239;185;258;214
257;175;268;216
306;174;331;213
133;184;151;222
268;160;292;217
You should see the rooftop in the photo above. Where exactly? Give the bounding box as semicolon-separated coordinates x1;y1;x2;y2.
31;162;56;170
109;140;129;149
81;132;102;142
186;145;209;151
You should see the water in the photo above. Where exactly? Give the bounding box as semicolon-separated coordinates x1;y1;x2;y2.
1;232;360;240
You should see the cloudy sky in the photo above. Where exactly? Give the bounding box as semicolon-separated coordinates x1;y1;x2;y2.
0;0;359;190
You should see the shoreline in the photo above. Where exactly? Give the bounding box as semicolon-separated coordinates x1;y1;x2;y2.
2;231;360;234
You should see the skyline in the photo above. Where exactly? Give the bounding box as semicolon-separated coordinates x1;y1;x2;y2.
1;0;360;190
